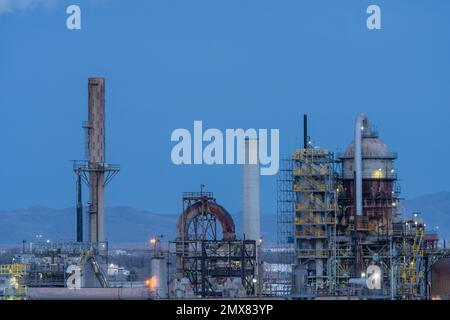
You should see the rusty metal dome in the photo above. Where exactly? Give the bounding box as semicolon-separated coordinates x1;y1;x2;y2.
176;200;236;241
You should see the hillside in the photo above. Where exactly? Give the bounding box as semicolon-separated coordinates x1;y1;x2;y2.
0;192;448;245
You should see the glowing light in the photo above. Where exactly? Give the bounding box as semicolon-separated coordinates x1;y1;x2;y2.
372;169;383;179
361;273;366;278
252;278;258;283
145;277;158;289
150;238;157;246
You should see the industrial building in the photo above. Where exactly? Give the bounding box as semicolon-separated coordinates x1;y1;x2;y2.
1;77;449;300
167;190;257;298
276;114;450;299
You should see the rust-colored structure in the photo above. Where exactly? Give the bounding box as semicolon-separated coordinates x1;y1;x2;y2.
172;190;256;297
338;120;400;235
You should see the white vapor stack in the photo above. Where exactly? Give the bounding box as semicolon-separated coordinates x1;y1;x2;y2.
243;138;260;241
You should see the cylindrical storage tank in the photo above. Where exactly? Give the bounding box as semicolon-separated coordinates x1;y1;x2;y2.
150;257;168;298
431;258;450;300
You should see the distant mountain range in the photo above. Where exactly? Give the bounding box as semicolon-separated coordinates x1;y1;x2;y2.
401;191;450;239
0;192;448;245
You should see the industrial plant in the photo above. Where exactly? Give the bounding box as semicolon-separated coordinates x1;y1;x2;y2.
1;78;449;300
274;114;450;299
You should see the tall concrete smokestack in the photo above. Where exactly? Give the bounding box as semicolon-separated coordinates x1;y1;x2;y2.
243;138;260;241
87;78;106;243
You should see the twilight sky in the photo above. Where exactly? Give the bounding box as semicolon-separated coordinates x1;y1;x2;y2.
0;0;449;216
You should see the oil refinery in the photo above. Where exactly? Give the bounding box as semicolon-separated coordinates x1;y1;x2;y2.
0;78;449;301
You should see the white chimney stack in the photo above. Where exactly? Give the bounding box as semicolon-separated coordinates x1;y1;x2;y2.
243;138;260;241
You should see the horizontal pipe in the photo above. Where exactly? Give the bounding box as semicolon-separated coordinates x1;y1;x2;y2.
27;287;152;300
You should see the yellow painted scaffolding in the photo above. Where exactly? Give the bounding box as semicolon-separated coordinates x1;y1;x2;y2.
293;147;338;292
0;264;27;300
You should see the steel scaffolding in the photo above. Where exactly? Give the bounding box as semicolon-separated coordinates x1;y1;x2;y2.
172;190;256;297
274;157;295;296
291;147;339;296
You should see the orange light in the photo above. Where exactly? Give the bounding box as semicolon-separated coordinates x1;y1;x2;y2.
150;238;157;246
145;277;158;289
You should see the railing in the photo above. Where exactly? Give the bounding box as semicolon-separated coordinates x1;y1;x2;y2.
297;249;329;258
182;192;214;200
292;148;332;160
295;204;337;212
0;264;27;275
293;167;330;176
295;216;335;225
293;184;327;192
336;151;398;160
295;230;327;238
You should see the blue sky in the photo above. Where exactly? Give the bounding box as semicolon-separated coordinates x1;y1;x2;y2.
0;0;449;216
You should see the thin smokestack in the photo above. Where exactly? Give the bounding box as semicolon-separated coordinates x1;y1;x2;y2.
303;114;308;149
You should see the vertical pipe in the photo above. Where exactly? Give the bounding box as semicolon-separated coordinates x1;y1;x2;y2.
303;114;308;149
354;113;366;217
76;172;83;242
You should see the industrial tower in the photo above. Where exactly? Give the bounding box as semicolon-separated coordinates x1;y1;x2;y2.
73;78;120;243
